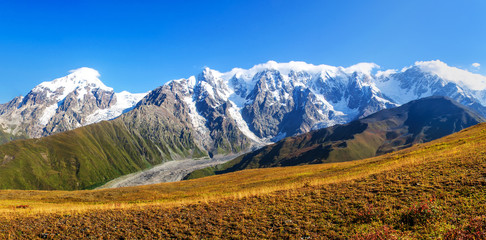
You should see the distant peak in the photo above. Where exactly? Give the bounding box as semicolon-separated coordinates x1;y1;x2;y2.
201;67;224;80
34;67;112;94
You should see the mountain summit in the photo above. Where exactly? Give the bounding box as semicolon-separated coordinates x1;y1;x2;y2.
157;61;397;147
0;68;146;139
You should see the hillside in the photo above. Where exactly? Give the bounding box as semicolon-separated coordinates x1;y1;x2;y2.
0;129;25;145
186;96;484;179
0;115;207;190
0;96;480;191
1;121;486;238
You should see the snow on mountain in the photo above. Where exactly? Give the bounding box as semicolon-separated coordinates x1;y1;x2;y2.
169;61;394;144
85;91;147;125
2;60;486;148
149;60;486;148
376;60;486;115
0;68;147;138
33;67;112;100
415;60;486;91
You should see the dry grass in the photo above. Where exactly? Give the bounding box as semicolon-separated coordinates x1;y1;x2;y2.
0;123;486;238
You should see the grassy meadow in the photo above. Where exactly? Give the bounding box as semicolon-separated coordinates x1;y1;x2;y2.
1;123;486;238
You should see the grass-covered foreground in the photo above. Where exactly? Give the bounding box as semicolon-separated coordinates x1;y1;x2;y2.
1;123;486;238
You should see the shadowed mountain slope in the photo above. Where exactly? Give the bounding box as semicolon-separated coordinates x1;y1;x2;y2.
186;96;484;179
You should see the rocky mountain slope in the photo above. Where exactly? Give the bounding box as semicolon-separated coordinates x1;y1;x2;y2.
134;60;486;148
1;60;486;190
0;68;146;139
376;60;486;115
173;62;397;144
186;96;484;179
2;60;485;148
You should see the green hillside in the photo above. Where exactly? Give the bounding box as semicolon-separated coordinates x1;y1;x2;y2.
0;110;207;190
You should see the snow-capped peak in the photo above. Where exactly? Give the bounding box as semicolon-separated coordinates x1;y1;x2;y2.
414;60;486;91
33;67;113;98
224;61;379;80
0;67;149;139
226;61;337;80
376;69;398;78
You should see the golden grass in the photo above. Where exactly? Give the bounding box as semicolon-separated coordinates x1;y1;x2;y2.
1;123;486;238
1;123;484;218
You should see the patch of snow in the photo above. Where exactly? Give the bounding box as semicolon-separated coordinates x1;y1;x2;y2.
375;76;419;104
471;90;486;106
227;102;264;144
187;76;197;88
76;87;88;100
376;69;398;78
85;91;147;125
115;91;147;109
39;104;58;126
183;96;210;136
343;62;380;76
199;81;216;99
227;90;246;108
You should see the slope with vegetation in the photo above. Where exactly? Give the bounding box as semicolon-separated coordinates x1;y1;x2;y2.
0;115;207;190
0;96;481;191
186;96;484;179
0;122;486;238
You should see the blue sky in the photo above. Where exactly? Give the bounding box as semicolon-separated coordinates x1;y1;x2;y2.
0;0;485;102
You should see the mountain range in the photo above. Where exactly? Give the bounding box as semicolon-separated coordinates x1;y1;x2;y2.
1;60;486;189
185;96;484;179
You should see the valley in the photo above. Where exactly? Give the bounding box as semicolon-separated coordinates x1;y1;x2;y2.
98;153;244;189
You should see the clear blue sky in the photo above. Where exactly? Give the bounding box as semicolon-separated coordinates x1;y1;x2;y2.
0;0;485;102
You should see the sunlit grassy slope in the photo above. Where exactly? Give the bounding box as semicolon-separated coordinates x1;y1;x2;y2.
0;122;486;238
